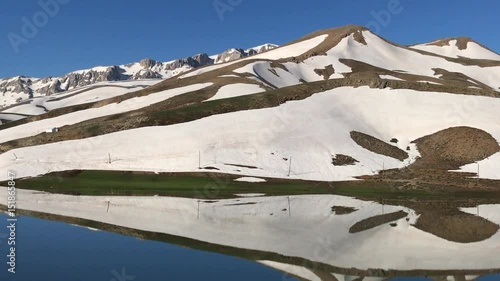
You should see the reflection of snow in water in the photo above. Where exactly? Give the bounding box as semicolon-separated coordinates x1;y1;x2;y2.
1;186;499;272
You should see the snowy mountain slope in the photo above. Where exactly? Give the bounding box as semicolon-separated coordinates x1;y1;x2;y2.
0;44;278;109
0;83;212;144
2;187;499;271
410;37;500;61
0;80;161;117
2;86;499;182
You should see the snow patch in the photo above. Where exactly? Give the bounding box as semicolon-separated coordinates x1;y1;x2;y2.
235;193;266;197
234;177;267;183
205;84;264;102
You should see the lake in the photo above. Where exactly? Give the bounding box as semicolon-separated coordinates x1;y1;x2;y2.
0;214;294;281
1;213;499;281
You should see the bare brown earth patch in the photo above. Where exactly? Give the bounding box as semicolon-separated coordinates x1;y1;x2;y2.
351;131;409;161
279;25;369;63
331;206;357;215
340;58;498;93
349;211;408;233
411;126;500;170
414;208;499;243
314;64;335;80
332;154;358;166
432;68;492;90
424;37;472;50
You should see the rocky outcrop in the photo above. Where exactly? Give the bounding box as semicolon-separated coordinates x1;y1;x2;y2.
139;58;158;69
215;48;246;64
0;77;33;97
191;53;213;66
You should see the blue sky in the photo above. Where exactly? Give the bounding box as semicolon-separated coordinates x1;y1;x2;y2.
1;0;499;78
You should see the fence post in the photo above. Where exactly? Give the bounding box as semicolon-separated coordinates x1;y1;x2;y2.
197;200;200;219
287;196;291;217
288;157;293;177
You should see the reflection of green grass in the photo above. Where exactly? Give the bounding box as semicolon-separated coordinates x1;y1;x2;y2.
13;170;332;198
7;170;495;201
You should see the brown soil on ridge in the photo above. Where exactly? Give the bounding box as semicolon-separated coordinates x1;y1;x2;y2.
351;131;409;161
314;64;335;80
332;154;358;166
412;126;500;170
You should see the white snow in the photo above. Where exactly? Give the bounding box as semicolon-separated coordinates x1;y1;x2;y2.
235;193;266;197
461;204;500;226
379;75;404;81
2;86;499;182
332;274;385;281
1;188;498;271
458;153;500;179
259;260;321;281
245;43;278;54
205;84;264;102
234;177;267;183
417;80;442;85
0;83;212;144
234;61;303;88
411;40;500;61
0;113;27;122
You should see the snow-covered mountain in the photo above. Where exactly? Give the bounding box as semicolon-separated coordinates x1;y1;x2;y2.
0;43;278;108
1;25;500;183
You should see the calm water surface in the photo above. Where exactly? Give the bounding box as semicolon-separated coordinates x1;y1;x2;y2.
0;214;295;281
0;214;498;281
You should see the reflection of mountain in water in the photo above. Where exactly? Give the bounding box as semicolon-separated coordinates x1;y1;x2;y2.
3;187;499;279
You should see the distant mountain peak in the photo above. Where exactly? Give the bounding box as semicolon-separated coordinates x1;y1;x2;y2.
410;36;500;61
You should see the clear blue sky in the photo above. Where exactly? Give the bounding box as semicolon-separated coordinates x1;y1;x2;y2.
1;0;499;78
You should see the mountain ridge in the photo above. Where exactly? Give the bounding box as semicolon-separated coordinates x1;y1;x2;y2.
0;43;278;108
